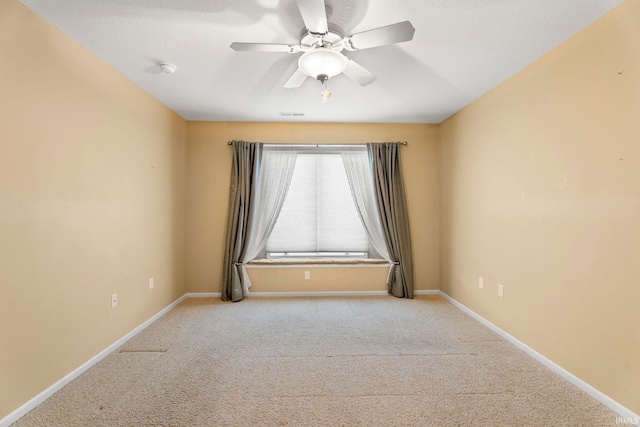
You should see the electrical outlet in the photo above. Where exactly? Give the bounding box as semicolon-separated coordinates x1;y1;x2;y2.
304;271;310;280
498;284;504;298
149;277;154;290
479;276;484;289
111;293;118;308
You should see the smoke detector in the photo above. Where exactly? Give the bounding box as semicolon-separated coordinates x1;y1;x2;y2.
158;63;177;74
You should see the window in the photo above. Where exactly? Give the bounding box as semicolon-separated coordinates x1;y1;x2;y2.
266;148;370;258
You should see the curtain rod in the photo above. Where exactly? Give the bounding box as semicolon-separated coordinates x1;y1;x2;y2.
227;141;408;146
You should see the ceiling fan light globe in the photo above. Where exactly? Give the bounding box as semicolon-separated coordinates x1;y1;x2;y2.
298;48;347;79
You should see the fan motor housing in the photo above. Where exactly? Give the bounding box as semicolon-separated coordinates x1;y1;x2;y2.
299;24;345;52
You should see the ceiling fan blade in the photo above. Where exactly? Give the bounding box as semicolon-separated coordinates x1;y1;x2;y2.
345;21;415;51
230;42;299;53
342;59;377;86
296;0;328;35
284;68;309;88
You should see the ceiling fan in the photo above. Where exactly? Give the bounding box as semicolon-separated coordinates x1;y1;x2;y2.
230;0;415;102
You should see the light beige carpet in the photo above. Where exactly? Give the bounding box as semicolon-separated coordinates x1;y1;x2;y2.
13;295;619;426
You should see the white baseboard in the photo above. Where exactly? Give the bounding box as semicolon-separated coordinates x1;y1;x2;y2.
248;290;390;297
414;290;440;295
248;289;439;298
184;292;222;298
0;295;188;427
438;291;639;420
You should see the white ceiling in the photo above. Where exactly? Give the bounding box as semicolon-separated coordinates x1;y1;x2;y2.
20;0;624;123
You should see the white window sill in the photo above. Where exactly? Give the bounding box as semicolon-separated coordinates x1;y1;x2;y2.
246;258;390;268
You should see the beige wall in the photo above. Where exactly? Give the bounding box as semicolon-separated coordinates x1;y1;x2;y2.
186;122;440;294
0;0;187;419
247;266;389;293
440;0;639;414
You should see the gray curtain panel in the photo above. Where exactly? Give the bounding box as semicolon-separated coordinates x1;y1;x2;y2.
221;141;262;302
368;142;415;298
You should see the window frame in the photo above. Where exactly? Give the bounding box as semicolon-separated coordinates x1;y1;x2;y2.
263;144;380;262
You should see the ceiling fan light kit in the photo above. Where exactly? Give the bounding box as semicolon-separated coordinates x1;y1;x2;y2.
298;48;347;79
230;0;415;103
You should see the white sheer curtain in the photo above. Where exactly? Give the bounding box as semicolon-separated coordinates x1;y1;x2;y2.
240;147;297;294
341;148;392;271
